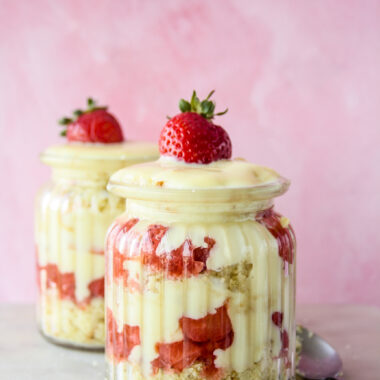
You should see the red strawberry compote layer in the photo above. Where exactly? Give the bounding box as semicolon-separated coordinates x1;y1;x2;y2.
36;139;158;348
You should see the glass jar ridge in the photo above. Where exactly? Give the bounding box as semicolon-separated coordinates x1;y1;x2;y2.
35;142;158;349
105;180;296;379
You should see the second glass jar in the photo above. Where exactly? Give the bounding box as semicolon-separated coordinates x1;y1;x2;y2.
35;143;158;349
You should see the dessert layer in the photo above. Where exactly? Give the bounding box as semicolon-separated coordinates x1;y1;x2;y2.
109;157;281;191
107;359;293;380
105;213;296;377
108;210;294;275
38;289;105;347
35;182;124;302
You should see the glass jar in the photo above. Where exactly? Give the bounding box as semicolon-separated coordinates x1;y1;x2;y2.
105;162;296;379
35;142;158;349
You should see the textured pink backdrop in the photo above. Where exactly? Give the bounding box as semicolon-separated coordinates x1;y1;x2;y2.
0;0;379;305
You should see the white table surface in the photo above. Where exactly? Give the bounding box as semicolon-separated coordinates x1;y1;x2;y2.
1;304;379;379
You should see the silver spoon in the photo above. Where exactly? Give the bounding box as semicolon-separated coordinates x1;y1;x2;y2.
296;325;343;380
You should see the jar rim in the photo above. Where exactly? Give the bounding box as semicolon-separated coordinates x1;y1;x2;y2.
107;176;290;203
40;142;159;168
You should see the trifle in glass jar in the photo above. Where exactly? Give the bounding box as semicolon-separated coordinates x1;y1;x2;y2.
105;92;296;379
35;99;158;349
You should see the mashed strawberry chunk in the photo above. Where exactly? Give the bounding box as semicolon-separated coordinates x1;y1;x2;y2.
107;308;140;361
152;303;233;377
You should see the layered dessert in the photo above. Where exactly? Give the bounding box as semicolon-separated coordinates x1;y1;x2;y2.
35;99;158;348
105;92;296;379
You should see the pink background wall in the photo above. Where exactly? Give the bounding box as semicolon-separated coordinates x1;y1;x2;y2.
0;0;379;305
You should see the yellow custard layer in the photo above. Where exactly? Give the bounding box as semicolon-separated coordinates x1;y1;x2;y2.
109;157;281;190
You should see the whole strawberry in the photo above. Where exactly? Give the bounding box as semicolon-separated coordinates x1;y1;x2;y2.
59;98;124;143
159;91;231;164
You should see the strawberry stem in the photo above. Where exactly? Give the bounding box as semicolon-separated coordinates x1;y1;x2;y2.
87;97;95;108
205;90;215;101
73;109;84;117
177;90;227;120
58;117;73;125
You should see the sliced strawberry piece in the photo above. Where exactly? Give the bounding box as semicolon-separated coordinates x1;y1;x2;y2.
59;272;76;301
111;218;139;280
141;224;169;271
257;208;295;264
106;221;122;253
44;263;60;287
180;304;232;343
192;237;215;274
161;241;189;277
114;218;140;252
88;277;104;298
201;329;234;354
214;329;234;350
141;224;169;256
272;311;284;328
281;329;289;351
113;251;129;285
142;235;215;279
152;340;202;373
271;310;290;358
106;308;140;361
39;264;106;304
151;302;234;375
41;264;76;302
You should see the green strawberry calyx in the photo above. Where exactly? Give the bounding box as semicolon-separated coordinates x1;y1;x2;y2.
177;90;228;120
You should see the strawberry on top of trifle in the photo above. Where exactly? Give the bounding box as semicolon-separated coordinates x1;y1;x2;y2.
109;91;282;192
43;98;158;170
